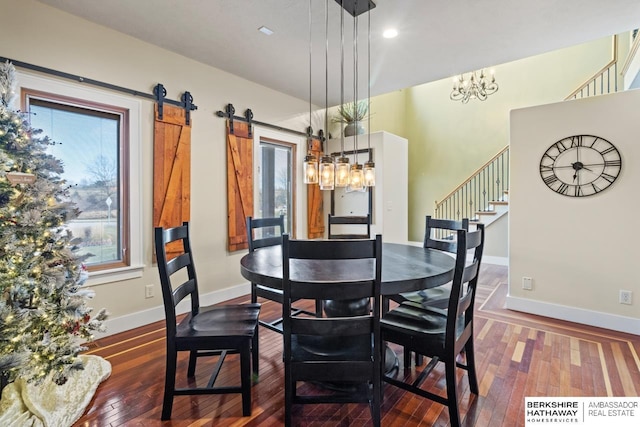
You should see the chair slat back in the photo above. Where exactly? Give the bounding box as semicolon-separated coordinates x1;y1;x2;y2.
424;215;469;253
281;234;382;380
328;214;371;240
154;222;200;336
447;224;484;351
247;215;285;252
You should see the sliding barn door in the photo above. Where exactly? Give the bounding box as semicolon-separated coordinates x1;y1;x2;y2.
153;104;191;259
227;121;253;251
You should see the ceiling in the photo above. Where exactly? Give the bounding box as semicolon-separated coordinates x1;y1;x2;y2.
37;0;640;106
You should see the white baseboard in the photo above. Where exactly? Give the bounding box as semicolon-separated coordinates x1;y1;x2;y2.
482;255;508;266
506;295;640;336
94;282;251;338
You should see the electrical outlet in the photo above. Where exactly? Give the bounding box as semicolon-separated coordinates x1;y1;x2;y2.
522;277;533;290
619;290;632;305
145;284;154;299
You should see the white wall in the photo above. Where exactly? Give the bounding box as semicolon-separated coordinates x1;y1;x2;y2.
324;131;409;243
509;89;640;335
0;0;312;335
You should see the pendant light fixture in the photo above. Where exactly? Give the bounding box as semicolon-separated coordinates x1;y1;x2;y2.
335;0;350;188
318;0;335;191
303;0;318;184
363;5;375;187
304;0;376;189
347;5;364;192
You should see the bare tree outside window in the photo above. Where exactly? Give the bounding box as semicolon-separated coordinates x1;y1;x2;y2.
25;94;126;269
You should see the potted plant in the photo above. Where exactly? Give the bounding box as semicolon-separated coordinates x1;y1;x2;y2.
333;100;368;136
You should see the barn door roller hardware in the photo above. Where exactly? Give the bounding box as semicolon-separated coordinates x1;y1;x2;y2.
154;83;198;125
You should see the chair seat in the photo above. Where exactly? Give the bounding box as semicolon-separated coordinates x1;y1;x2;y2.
176;304;261;341
396;283;451;309
381;303;464;356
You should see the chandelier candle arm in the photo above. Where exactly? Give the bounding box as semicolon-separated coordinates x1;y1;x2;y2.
450;69;498;103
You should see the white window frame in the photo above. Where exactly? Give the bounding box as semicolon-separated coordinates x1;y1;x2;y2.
16;71;143;286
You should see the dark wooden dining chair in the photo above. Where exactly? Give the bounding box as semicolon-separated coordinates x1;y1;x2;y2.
327;213;371;239
282;234;383;427
381;224;484;427
154;222;261;420
389;216;469;310
385;216;469;366
246;215;318;332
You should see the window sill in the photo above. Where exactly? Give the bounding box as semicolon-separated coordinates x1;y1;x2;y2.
86;264;145;287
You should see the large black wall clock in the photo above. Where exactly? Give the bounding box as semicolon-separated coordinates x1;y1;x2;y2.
539;134;622;197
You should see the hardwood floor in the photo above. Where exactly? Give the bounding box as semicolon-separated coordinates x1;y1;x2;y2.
78;264;640;426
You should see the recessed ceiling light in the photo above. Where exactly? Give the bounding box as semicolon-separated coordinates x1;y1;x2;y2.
383;28;398;39
258;26;274;36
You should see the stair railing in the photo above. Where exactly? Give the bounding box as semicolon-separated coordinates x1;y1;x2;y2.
434;145;509;222
565;35;618;100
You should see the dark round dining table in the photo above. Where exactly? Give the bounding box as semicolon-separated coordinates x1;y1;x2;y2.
240;242;456;296
240;242;456;377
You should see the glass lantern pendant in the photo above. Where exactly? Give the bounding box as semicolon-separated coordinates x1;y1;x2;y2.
348;163;364;192
303;154;318;184
319;155;335;190
363;160;375;187
335;156;350;187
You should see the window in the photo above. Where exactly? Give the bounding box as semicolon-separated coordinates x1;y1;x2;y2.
18;72;143;285
251;126;298;238
25;93;128;271
256;138;295;235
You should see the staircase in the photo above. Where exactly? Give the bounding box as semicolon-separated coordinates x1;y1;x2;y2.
434;35;626;228
434;146;509;226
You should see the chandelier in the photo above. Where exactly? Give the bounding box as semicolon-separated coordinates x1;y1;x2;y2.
303;0;376;190
450;69;498;103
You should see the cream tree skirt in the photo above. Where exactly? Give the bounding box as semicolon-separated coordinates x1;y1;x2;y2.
0;355;111;427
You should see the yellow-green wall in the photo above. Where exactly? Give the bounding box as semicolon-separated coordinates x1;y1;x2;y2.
368;36;615;240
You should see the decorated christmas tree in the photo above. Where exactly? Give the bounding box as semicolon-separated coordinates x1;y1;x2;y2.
0;61;107;388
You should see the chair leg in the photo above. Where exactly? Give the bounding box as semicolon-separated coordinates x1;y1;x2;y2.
415;352;424;366
403;347;411;369
284;364;293;427
240;341;252;416
445;360;461;427
187;350;197;377
371;369;382;427
162;349;177;420
465;340;479;395
251;282;258;304
315;299;323;317
252;325;259;381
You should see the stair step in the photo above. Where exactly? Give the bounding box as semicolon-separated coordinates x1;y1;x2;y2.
476;210;497;216
490;200;508;206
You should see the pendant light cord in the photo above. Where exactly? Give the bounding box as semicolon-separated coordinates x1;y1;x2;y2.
308;0;312;152
324;0;329;155
367;1;372;161
340;0;345;157
353;9;359;164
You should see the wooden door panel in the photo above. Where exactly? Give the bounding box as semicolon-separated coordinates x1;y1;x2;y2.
153;104;191;259
227;121;253;251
